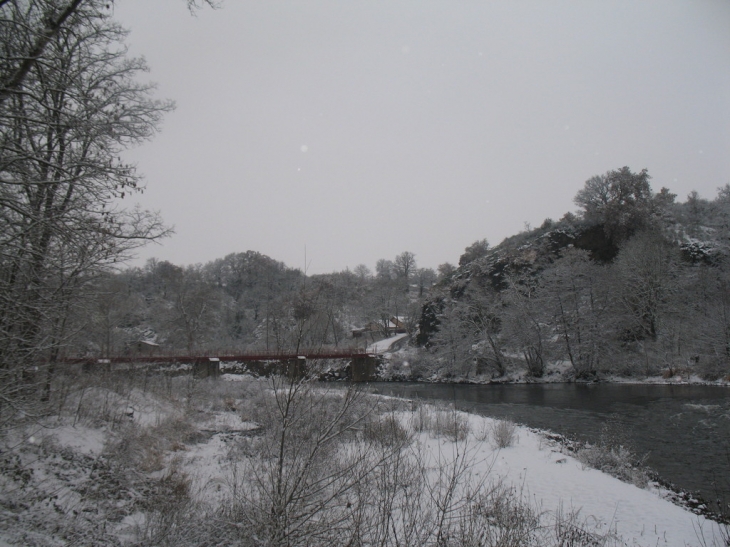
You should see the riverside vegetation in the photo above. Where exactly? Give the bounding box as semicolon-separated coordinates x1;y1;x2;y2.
1;365;728;546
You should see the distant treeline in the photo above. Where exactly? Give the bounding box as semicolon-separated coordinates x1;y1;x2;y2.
57;167;730;383
71;250;435;357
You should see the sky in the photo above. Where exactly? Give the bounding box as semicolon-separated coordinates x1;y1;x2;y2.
112;0;730;275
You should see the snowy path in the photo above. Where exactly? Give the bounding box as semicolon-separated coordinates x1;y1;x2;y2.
367;332;409;354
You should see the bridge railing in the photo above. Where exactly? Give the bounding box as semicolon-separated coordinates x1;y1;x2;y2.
60;348;377;365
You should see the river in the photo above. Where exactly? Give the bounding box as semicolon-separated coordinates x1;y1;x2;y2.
367;382;730;516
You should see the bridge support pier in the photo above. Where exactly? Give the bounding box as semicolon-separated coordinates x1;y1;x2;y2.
285;356;307;379
350;356;379;382
193;358;220;379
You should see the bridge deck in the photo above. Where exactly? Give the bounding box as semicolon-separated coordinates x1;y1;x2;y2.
62;350;377;365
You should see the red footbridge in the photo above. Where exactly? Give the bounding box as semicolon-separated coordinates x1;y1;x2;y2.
62;348;378;365
62;349;382;381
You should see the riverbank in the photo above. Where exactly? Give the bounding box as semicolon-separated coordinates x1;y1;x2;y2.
1;373;727;546
378;372;730;386
444;411;727;546
376;345;730;386
367;381;730;527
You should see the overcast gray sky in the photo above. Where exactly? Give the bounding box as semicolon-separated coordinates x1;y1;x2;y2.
113;0;730;274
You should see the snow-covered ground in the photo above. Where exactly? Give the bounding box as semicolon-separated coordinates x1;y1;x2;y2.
367;332;409;354
0;375;727;546
172;392;728;546
448;412;722;546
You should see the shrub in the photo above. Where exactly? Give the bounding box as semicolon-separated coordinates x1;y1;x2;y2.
407;403;471;442
431;406;470;442
409;402;434;433
454;483;541;545
364;414;412;447
575;419;649;487
136;459;195;546
473;419;491;443
576;444;649;487
491;419;518;449
553;503;620;546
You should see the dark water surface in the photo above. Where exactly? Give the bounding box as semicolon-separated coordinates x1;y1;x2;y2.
367;382;730;511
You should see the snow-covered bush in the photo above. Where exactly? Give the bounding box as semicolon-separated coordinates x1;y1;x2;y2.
378;353;415;381
364;413;413;447
407;402;471;442
575;420;649;487
552;504;620;546
135;458;195;545
408;400;434;433
451;482;543;545
576;444;649;487
491;418;518;449
430;405;470;442
473;418;491;442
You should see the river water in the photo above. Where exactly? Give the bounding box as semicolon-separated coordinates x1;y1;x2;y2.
367;382;730;515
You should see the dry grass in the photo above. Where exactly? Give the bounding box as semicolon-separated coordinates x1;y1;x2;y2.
364;413;413;447
491;419;518;449
406;403;471;442
575;419;649;488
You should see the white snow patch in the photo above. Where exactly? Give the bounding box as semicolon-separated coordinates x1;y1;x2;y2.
126;388;182;427
174;432;235;508
198;412;258;432
432;411;722;546
221;372;257;382
367;332;409;353
50;424;106;456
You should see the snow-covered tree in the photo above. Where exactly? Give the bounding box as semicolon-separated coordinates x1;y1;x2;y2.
0;2;172;423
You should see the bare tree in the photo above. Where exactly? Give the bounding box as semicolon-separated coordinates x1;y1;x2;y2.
540;249;612;379
502;271;547;377
437;262;456;282
87;274;143;358
0;0;215;105
169;266;221;353
0;3;171;426
376;258;395;280
353;263;372;281
614;230;679;342
415;267;436;297
459;238;490;266
394;251;417;292
464;289;509;378
428;302;476;377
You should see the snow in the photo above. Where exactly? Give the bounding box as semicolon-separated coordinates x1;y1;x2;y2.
2;384;727;546
51;424;106;456
451;413;715;545
172;431;238;508
198;411;258;432
220;372;257;381
125;387;182;427
367;332;409;353
167;400;730;545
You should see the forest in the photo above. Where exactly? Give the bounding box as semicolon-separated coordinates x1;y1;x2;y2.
44;167;730;385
